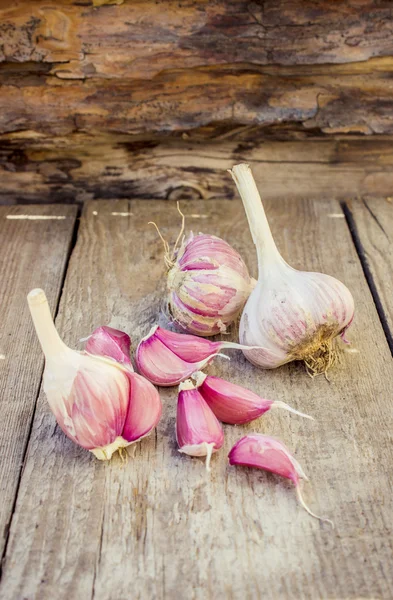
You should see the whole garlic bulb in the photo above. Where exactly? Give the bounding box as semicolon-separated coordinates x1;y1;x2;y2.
167;232;255;336
230;164;355;375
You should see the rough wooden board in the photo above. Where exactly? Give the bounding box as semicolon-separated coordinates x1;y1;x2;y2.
1;1;392;76
1;199;392;599
345;197;393;352
2;134;393;204
2;57;393;138
0;204;78;559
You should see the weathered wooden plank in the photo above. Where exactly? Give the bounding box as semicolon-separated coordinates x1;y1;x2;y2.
1;1;391;77
1;198;392;599
345;197;393;352
0;204;78;559
2;134;393;204
2;58;393;138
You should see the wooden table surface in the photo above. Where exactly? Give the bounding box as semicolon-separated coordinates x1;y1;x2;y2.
0;198;392;600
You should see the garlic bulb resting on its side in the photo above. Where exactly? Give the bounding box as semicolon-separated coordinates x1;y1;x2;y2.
229;164;355;375
28;289;161;460
165;230;255;336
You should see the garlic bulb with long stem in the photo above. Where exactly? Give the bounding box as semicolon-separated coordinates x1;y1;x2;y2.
28;289;161;459
229;164;355;375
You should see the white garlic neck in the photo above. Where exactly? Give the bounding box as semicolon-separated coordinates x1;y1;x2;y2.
27;289;69;358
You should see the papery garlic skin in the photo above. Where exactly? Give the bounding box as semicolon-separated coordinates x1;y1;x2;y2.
193;372;312;424
230;164;355;374
167;233;254;336
85;325;133;370
176;379;224;471
28;289;161;460
136;325;259;387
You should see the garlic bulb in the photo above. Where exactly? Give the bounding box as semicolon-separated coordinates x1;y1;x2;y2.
28;289;161;460
229;164;355;375
166;231;255;336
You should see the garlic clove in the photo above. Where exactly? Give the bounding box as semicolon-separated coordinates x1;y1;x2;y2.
176;379;224;471
194;372;313;424
122;372;162;443
136;325;267;387
135;326;226;386
230;163;355;375
85;325;133;370
229;434;333;525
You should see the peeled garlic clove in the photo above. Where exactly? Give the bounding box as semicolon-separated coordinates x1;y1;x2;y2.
176;379;224;471
135;325;222;386
122;372;162;443
85;325;133;370
230;164;355;375
28;289;161;460
229;434;333;525
193;372;313;424
167;232;255;336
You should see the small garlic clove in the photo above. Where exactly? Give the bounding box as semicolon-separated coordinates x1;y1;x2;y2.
85;325;133;370
196;372;313;424
229;434;333;525
135;326;226;386
122;372;162;443
154;325;223;362
176;379;224;471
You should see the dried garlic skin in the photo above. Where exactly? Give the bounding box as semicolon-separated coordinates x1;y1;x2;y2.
230;164;355;375
168;233;255;336
28;289;161;460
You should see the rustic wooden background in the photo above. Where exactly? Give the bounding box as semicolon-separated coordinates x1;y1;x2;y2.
1;0;393;204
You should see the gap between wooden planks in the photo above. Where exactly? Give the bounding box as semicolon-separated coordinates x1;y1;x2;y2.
1;199;392;600
344;197;393;354
0;205;78;562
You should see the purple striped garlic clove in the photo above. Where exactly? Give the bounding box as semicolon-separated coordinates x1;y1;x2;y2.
167;232;255;336
229;435;333;526
85;325;133;370
193;372;313;424
135;325;264;387
28;289;161;460
176;379;224;471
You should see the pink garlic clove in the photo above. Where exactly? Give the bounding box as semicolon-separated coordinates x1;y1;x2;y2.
194;372;313;424
122;372;162;443
136;325;266;387
176;379;224;471
229;434;333;526
85;325;133;370
135;326;227;387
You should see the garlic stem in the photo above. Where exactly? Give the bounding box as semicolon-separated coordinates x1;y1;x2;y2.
230;164;281;272
27;289;68;357
271;401;314;421
296;486;334;528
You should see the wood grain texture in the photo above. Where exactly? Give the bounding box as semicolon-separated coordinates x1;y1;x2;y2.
2;57;393;138
2;134;393;204
1;199;392;599
0;204;77;559
346;197;393;351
